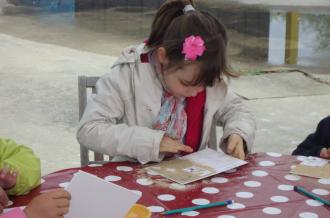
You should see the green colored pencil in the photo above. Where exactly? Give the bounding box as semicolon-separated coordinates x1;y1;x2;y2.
294;186;330;206
163;200;233;215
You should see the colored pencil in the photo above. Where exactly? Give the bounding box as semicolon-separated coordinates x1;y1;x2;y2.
163;200;233;215
294;186;330;206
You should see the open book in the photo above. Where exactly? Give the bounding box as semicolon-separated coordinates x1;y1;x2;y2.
145;148;247;184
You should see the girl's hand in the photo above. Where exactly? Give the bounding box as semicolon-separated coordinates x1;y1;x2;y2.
0;165;18;190
159;135;193;154
320;147;330;159
226;134;246;160
0;187;9;214
24;189;71;218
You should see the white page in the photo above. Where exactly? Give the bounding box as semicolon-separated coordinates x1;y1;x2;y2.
181;148;247;172
301;156;329;167
65;171;141;218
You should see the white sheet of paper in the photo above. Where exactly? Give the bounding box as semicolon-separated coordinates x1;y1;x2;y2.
64;171;141;218
181;148;248;174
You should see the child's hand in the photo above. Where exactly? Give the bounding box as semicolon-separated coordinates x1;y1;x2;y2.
24;189;71;218
226;134;246;160
0;187;9;214
320;147;330;159
0;165;18;190
159;135;193;154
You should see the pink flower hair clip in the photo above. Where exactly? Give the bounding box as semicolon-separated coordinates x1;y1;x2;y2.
182;35;206;61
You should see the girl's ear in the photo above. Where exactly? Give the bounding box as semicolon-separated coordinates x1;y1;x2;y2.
156;47;169;65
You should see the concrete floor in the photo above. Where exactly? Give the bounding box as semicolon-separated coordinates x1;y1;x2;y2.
0;34;117;174
229;73;330;155
0;3;329;175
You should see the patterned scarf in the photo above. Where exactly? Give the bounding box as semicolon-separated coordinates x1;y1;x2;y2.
149;51;188;143
152;93;187;143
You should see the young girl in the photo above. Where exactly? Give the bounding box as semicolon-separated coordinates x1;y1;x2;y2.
77;0;256;164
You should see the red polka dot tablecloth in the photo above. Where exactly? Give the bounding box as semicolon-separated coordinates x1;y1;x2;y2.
10;153;330;217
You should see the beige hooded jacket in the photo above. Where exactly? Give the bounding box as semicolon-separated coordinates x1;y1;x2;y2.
77;44;256;164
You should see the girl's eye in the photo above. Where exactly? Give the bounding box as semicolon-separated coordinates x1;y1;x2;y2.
180;80;191;86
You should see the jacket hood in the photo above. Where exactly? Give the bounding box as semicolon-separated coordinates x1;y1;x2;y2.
112;43;148;68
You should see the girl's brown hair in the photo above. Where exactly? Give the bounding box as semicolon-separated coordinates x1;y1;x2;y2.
147;0;235;87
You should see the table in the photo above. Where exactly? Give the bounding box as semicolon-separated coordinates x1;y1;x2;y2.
10;153;330;217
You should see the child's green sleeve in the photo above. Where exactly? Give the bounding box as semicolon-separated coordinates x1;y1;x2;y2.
0;138;41;195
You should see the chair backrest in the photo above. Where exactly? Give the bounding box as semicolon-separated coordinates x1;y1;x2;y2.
78;75;108;166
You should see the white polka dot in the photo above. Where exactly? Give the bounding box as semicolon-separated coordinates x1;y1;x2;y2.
252;170;268;177
104;175;121;182
266;152;282;157
227;203;245;210
116;166;133;172
224;169;237;173
165;168;176;172
258;161;275;167
263;207;281;215
40;178;45;184
58;182;70;188
318;178;330;185
88;163;103;167
157;194;176;201
244;181;261;187
218;216;236;218
7;200;13;207
306;199;324;206
236;192;254;198
147;170;159;176
278;184;294;191
270;196;289;203
284;174;301;181
148;206;164;213
136;178;153;186
181;211;200;216
312;189;329;196
211;177;228;183
192;198;210;205
202;187;219;194
299;212;318;218
130;190;142;196
297;156;308;162
169;183;186;190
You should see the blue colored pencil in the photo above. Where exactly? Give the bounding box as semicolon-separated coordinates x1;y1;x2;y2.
163;200;233;215
294;186;330;206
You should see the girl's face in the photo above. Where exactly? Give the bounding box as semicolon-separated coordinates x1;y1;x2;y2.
156;47;205;98
162;64;204;98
